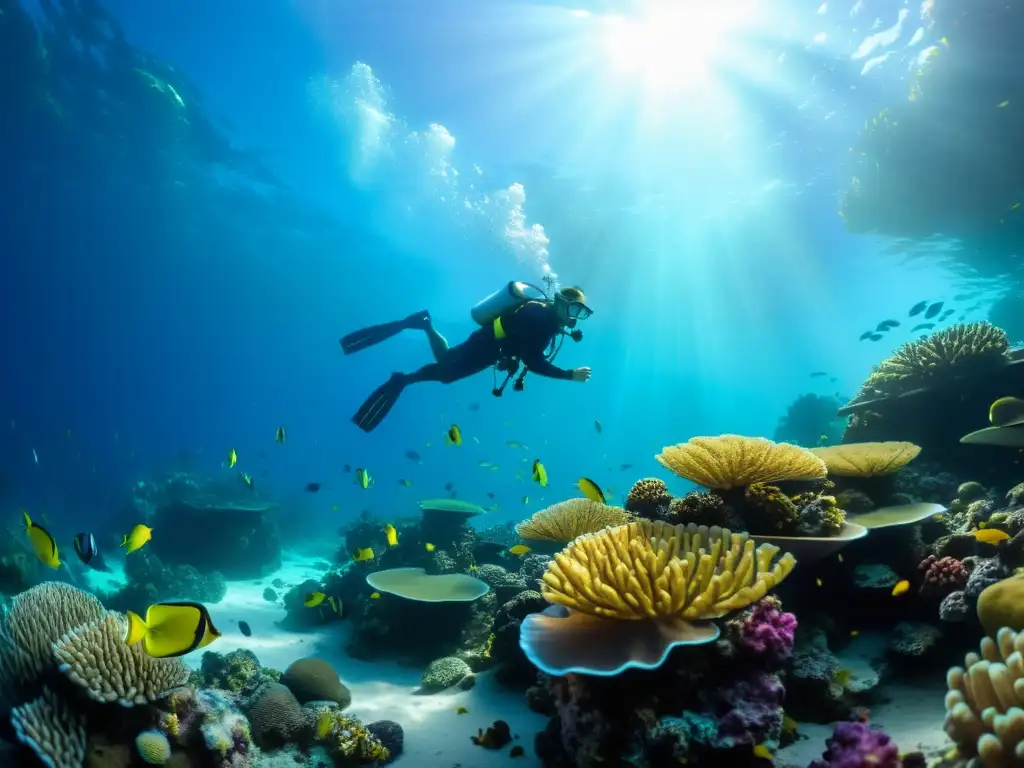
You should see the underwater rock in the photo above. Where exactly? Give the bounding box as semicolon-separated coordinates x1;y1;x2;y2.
808;719;901;768
964;556;1009;597
787;640;848;723
939;590;970;623
888;621;942;658
491;591;547;689
852;563;900;590
473;564;527;603
977;573;1024;635
262;587;277;602
367;720;404;764
103;551;226;614
625;478;674;520
957;481;987;503
135;473;282;578
933;532;978;560
420;656;471;692
518;554;552;587
281;657;350;708
191;648;280;695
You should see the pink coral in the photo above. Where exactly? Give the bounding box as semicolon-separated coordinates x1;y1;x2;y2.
808;720;900;768
918;555;968;595
736;597;797;665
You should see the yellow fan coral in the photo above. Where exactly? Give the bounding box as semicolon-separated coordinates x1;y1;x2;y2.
810;441;921;477
656;435;827;490
541;520;796;621
944;627;1024;763
515;498;632;543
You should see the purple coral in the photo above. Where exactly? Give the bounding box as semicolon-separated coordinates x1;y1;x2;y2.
737;597;797;664
808;720;900;768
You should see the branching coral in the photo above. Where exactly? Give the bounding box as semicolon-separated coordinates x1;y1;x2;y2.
656;435;827;490
625;478;673;519
53;611;190;706
945;627;1024;763
810;441;921;477
853;322;1009;401
515;498;631;542
541;521;795;621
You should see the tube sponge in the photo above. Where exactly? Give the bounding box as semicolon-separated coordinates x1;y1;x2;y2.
541;521;796;621
944;626;1024;763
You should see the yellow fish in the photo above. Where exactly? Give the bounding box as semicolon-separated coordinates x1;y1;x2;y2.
275;426;286;444
121;524;153;554
851;630;860;637
532;459;548;488
125;601;220;658
456;706;469;715
577;477;605;503
752;744;772;760
370;592;381;599
815;578;823;587
227;448;237;468
355;468;372;489
973;528;1010;544
833;668;852;688
304;591;326;607
316;711;333;739
327;596;341;615
23;510;59;568
508;544;531;556
891;579;910;596
353;547;375;562
425;543;435;552
446;424;462;447
782;715;798;733
385;524;398;547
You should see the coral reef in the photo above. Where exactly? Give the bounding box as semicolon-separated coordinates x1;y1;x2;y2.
104;551;227;616
191;648;281;695
625;478;674;520
420;656;472;692
808;720;901;768
919;555;969;596
729;597;797;665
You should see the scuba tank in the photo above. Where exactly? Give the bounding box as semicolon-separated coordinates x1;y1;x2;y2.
470;281;548;326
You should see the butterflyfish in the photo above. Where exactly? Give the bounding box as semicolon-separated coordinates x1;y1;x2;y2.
125;601;221;659
355;468;372;489
385;524;398;547
532;459;548;488
23;511;59;568
446;425;462;447
425;542;435;552
891;579;910;596
304;591;326;607
508;544;531;556
353;547;375;562
275;426;286;444
227;448;237;468
121;524;153;554
577;477;605;503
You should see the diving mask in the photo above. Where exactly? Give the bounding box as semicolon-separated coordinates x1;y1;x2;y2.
555;292;592;322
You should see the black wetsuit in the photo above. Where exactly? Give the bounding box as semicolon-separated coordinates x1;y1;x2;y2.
404;300;572;385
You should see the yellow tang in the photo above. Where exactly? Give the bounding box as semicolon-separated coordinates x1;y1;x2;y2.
891;579;910;597
384;524;398;547
275;425;287;444
121;524;152;554
353;547;375;562
425;542;435;552
973;528;1010;544
577;477;605;503
227;448;237;468
23;510;59;568
304;591;326;608
370;592;381;599
446;424;462;447
316;711;333;739
508;544;531;556
355;468;372;489
125;601;221;659
532;459;548;488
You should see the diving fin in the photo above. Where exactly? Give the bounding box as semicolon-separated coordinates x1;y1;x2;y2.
339;311;431;355
352;374;407;432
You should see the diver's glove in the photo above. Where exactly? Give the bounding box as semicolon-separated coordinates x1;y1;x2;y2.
571;367;592;382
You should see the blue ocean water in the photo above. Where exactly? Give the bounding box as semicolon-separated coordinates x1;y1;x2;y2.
0;0;998;543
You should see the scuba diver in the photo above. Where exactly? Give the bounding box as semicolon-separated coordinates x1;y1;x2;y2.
341;281;593;432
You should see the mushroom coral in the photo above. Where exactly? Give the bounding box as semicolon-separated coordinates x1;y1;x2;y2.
519;521;796;676
810;441;921;477
656;435;827;490
514;498;632;543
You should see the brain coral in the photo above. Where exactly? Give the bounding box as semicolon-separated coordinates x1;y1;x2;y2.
135;729;172;765
53;612;190;706
244;682;306;749
281;657;350;708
